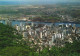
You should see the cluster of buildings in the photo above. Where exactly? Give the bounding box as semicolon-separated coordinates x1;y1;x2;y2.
14;21;80;49
0;19;80;50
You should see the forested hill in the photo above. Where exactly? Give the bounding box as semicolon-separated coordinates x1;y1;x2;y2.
0;23;36;56
0;23;80;56
0;23;22;48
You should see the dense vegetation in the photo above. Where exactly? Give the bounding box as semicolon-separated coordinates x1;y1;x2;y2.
0;23;80;56
0;23;36;56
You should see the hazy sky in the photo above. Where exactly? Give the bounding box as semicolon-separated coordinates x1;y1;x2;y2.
0;0;80;2
0;0;80;4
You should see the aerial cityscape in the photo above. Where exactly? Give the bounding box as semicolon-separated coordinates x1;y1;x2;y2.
0;0;80;56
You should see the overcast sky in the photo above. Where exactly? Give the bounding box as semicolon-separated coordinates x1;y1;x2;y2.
0;0;80;2
0;0;80;3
